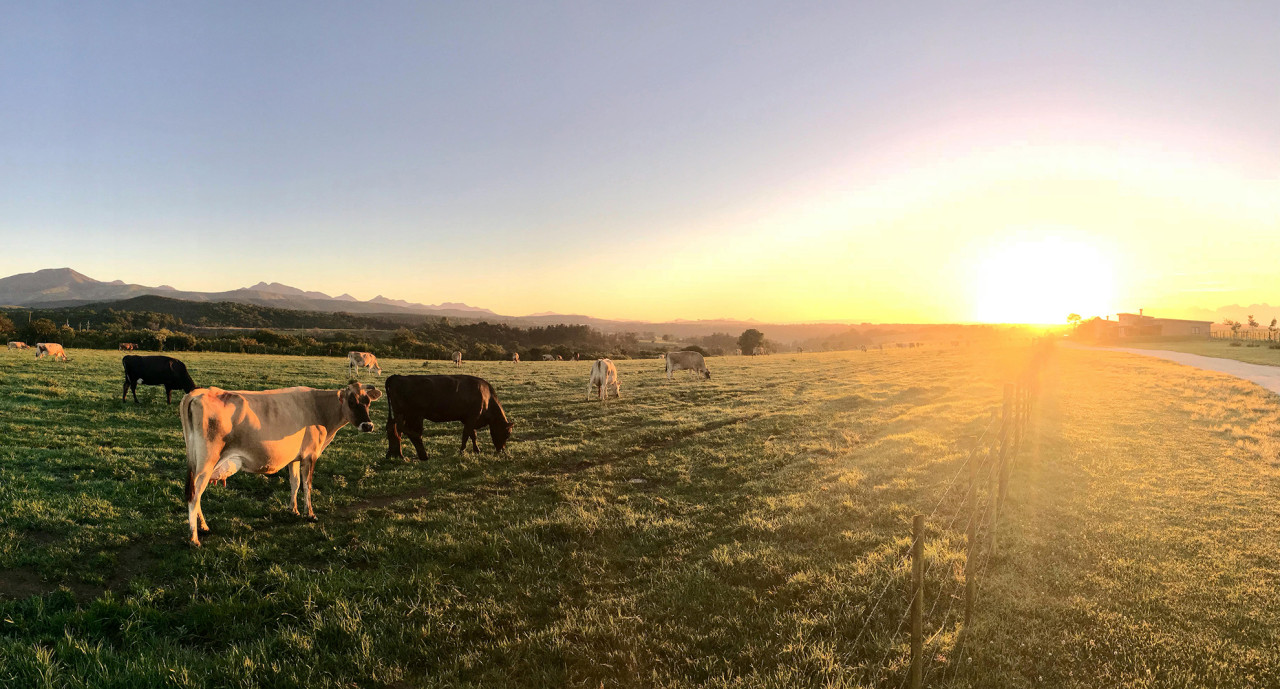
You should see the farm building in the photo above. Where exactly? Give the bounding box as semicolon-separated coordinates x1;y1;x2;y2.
1077;310;1212;340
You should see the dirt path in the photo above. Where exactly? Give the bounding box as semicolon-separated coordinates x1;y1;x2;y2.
1073;344;1280;395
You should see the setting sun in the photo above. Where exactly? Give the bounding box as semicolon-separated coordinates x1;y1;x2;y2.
972;236;1116;324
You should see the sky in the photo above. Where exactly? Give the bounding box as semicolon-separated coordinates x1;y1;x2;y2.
1;1;1276;323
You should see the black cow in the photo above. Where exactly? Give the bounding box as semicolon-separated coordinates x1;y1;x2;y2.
122;355;197;404
385;374;514;459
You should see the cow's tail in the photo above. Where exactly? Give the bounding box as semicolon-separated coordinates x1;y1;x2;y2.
179;391;205;503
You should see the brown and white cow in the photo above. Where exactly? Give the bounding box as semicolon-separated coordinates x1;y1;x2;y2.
348;351;382;376
179;383;382;546
119;343;139;351
665;350;710;380
588;358;620;401
7;341;30;350
511;353;520;363
452;351;463;366
35;343;67;361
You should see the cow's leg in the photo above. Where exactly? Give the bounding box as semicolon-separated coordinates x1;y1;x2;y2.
188;467;214;546
386;414;404;459
587;380;594;401
165;386;173;404
459;423;473;453
406;418;429;461
122;376;130;403
288;461;301;514
301;457;317;520
469;427;480;452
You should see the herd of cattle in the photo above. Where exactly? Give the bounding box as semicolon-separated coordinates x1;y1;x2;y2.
9;344;712;545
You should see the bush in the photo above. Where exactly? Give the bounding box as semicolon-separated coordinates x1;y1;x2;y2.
1229;341;1243;347
681;345;709;356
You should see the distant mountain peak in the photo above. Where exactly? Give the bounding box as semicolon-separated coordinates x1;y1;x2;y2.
244;281;333;300
334;293;358;301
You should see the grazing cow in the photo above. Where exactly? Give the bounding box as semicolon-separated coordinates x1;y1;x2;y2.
665;350;711;380
119;343;138;351
348;351;382;376
122;355;197;404
180;382;382;546
7;341;29;350
452;351;462;366
35;343;67;361
542;354;556;361
588;358;620;401
511;353;520;363
384;374;513;460
752;346;764;356
555;355;563;361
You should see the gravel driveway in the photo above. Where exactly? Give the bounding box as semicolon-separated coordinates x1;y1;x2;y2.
1074;344;1280;395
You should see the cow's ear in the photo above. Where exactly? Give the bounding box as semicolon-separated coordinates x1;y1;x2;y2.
365;387;383;401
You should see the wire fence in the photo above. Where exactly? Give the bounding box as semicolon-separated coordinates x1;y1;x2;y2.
852;340;1052;688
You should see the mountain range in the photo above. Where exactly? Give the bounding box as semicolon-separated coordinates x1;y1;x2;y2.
0;268;858;341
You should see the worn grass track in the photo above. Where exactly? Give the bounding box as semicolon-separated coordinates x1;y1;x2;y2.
2;346;1278;687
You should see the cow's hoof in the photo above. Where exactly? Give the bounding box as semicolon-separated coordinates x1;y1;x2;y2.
189;538;202;547
307;515;318;523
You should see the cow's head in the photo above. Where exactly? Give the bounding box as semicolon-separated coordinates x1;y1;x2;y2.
341;382;383;432
492;419;515;452
702;368;712;380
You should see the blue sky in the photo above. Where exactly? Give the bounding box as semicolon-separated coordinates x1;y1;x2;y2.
2;2;1276;321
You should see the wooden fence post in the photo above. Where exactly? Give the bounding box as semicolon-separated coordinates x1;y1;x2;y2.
910;514;924;689
991;383;1013;557
964;435;980;627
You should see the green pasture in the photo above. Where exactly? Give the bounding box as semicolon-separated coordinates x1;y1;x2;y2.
1;346;1278;687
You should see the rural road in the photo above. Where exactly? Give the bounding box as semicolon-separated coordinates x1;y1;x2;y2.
1074;344;1280;396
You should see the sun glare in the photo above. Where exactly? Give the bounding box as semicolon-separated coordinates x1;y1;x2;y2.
972;236;1115;324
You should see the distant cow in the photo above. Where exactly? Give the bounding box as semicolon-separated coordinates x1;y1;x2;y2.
453;351;463;366
7;341;29;350
752;346;764;356
542;354;556;361
385;374;514;460
511;353;520;363
35;343;67;361
588;358;620;401
555;355;563;361
348;351;382;376
665;350;710;380
119;343;138;351
180;382;382;546
122;355;197;404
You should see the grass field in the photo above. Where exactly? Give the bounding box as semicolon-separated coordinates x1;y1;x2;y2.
2;346;1280;687
1118;338;1280;367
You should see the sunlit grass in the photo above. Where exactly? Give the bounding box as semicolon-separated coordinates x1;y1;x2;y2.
1;346;1277;687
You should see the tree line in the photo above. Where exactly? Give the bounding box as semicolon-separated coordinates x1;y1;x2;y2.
0;301;664;360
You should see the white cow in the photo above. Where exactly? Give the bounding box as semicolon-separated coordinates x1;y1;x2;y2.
452;351;463;366
7;341;30;350
588;358;620;401
35;343;67;361
665;350;710;380
348;351;382;376
541;354;556;361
